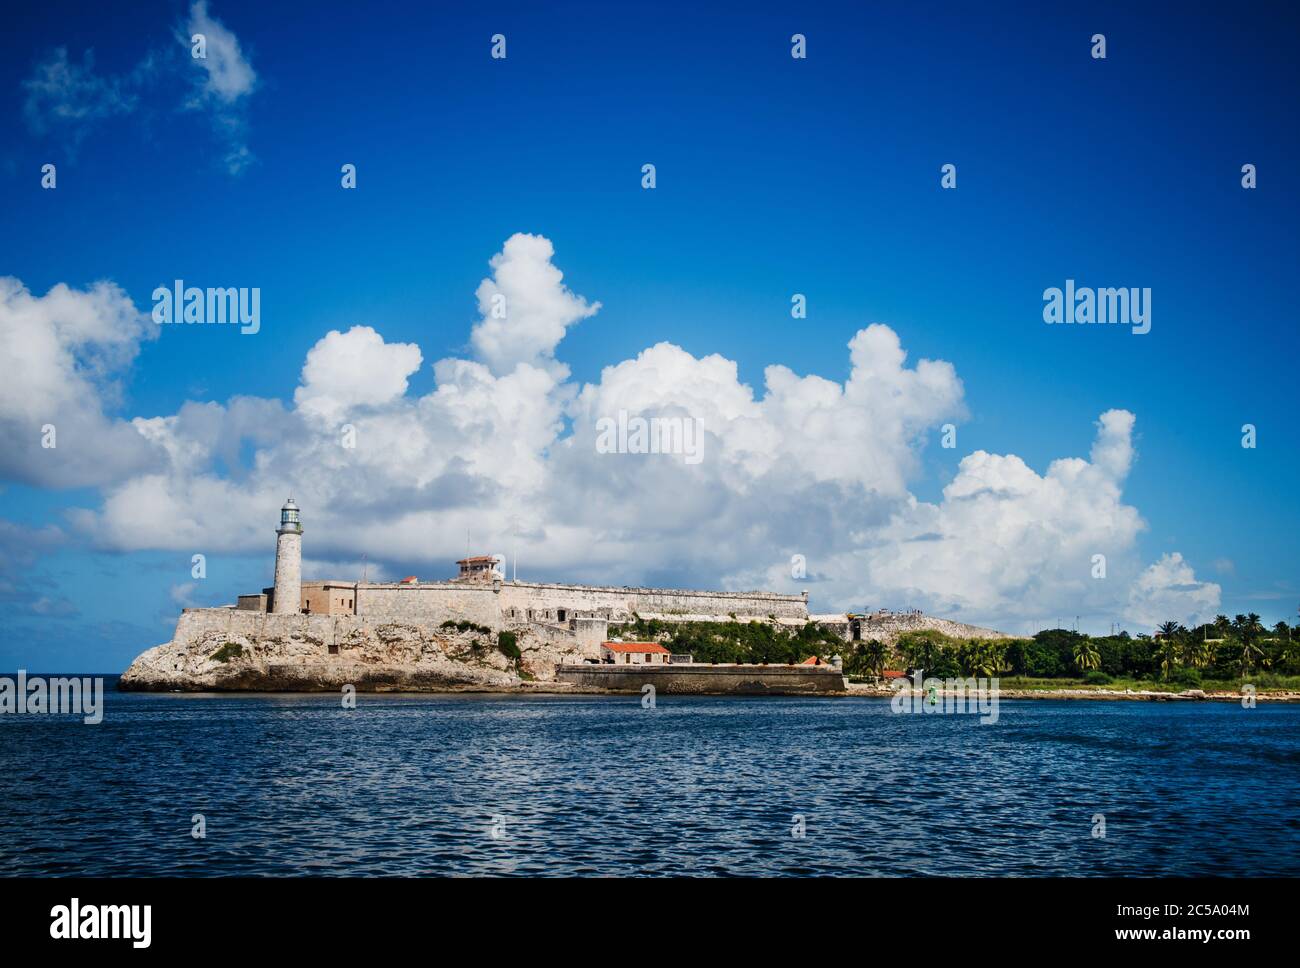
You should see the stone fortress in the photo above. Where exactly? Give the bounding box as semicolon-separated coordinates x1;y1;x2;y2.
246;499;1005;650
120;499;1005;692
242;499;811;655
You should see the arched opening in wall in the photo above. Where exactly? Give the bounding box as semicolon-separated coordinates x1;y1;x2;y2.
558;609;567;623
851;619;862;642
328;644;339;655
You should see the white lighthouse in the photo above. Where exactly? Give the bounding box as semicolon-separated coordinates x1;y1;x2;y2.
271;497;303;614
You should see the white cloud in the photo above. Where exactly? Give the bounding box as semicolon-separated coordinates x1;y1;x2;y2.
185;1;256;103
0;235;1224;635
21;48;140;142
470;233;601;376
1126;553;1222;630
182;0;257;173
294;326;423;423
19;3;257;174
0;277;161;488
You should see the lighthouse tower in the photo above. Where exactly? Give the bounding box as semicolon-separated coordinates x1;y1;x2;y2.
271;497;303;614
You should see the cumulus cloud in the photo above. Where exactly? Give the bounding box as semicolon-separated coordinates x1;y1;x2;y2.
1126;553;1222;630
0;277;161;488
849;414;1155;629
1;234;1224;635
470;233;601;376
294;326;423;423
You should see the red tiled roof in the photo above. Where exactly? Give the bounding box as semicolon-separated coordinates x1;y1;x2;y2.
602;641;671;654
400;576;419;583
799;655;826;665
881;669;907;679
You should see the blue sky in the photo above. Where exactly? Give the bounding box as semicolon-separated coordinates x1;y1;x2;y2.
2;0;1298;672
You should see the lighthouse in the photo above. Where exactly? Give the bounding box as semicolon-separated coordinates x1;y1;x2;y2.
271;497;303;614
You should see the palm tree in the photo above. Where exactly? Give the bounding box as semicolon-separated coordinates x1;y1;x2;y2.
963;640;1001;678
901;636;940;674
1278;633;1300;675
1233;614;1266;674
1186;637;1213;670
1073;639;1101;672
863;640;889;679
1159;639;1181;680
1238;638;1264;676
1153;621;1185;681
984;640;1008;677
1157;620;1186;639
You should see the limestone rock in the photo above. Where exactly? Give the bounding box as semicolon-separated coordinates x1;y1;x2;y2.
120;609;591;692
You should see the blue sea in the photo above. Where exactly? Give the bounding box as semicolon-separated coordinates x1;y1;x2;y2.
2;681;1298;876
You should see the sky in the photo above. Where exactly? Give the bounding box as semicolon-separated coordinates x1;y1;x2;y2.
1;0;1297;672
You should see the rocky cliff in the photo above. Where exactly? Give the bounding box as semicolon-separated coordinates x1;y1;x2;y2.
119;608;590;692
855;612;1011;647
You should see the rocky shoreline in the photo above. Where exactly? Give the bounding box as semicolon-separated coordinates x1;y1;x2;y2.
121;608;1299;700
118;612;583;693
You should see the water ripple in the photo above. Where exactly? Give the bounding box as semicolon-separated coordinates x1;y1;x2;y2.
1;690;1297;876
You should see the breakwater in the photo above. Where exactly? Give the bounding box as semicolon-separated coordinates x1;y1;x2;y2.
554;663;848;695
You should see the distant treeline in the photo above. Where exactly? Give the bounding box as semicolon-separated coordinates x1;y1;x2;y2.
846;614;1300;685
609;617;844;665
610;613;1300;685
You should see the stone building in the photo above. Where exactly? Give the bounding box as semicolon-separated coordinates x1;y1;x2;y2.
454;555;502;582
600;641;671;665
232;500;1004;652
241;500;809;640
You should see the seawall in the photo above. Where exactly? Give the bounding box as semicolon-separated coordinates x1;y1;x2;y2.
555;664;848;695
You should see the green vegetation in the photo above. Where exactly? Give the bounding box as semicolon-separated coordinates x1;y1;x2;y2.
871;613;1300;690
210;642;244;663
440;619;493;635
497;630;521;663
608;617;844;665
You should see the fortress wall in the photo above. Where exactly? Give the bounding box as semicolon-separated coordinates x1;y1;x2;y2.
174;608;341;647
499;582;807;621
355;583;501;630
513;618;609;660
555;664;847;695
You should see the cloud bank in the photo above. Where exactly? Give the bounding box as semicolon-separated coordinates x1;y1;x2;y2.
0;233;1221;632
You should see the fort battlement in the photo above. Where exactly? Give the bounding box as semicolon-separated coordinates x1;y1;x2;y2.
226;499;1003;648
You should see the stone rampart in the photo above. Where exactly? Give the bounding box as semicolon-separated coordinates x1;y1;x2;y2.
555;663;847;695
355;582;501;629
500;581;807;621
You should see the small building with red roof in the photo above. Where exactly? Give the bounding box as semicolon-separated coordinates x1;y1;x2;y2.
601;641;672;665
